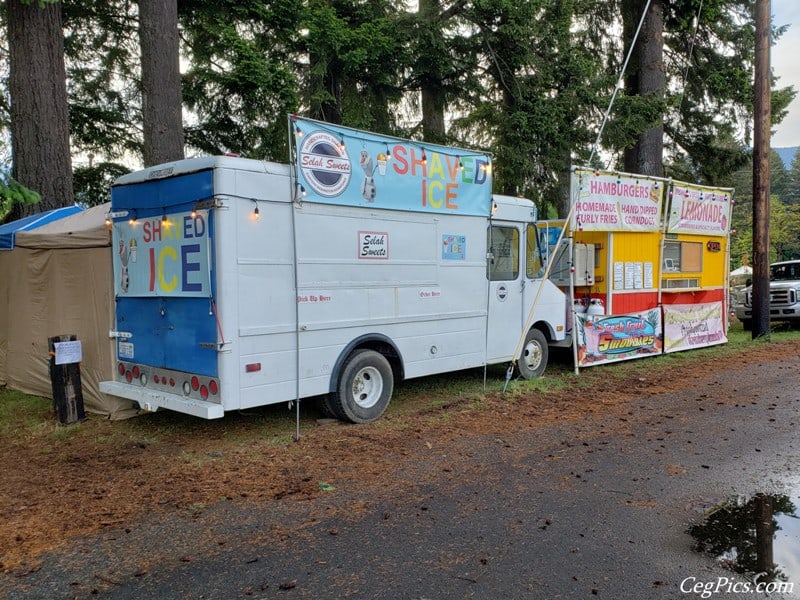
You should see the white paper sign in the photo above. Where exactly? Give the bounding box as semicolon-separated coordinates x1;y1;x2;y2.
54;340;82;365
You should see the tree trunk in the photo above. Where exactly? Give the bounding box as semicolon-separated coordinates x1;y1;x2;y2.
139;0;185;167
419;0;447;143
622;0;665;177
308;50;343;125
7;0;74;220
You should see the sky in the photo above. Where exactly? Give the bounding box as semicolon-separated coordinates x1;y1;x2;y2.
771;0;800;147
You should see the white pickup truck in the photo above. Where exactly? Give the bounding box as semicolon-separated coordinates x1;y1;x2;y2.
732;260;800;330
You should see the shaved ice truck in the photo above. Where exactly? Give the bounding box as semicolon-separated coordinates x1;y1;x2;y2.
99;116;569;422
99;117;733;423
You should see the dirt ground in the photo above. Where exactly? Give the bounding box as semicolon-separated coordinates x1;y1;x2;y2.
1;337;796;576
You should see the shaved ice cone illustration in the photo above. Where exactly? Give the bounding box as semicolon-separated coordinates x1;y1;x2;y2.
129;238;137;262
377;153;388;175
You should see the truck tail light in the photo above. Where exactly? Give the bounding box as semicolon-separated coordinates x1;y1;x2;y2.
245;363;261;373
209;380;218;395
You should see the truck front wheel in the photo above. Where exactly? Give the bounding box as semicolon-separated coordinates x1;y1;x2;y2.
332;349;394;424
518;329;548;379
740;319;752;331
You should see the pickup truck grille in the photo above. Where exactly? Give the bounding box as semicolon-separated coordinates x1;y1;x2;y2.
770;289;795;306
745;289;796;306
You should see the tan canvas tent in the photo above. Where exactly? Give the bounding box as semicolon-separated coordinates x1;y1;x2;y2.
1;203;137;419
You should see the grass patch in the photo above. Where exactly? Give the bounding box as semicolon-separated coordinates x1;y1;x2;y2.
1;323;798;449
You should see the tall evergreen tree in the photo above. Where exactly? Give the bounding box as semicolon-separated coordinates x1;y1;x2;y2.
139;0;184;166
303;0;407;133
621;0;665;177
458;0;615;216
180;0;302;160
5;0;74;220
610;0;795;184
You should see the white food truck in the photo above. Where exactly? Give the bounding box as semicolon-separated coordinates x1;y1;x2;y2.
99;117;569;422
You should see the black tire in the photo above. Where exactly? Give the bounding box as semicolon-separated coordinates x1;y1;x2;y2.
741;319;752;331
317;395;342;419
331;349;393;424
518;328;548;379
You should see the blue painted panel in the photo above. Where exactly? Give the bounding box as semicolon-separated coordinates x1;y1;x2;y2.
112;170;214;212
116;296;218;376
111;169;220;377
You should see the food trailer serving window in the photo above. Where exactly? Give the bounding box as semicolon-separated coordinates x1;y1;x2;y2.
663;241;702;273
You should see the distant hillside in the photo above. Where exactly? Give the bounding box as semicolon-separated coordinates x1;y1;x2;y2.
774;146;799;168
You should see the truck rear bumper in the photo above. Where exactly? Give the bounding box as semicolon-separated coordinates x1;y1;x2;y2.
99;381;225;419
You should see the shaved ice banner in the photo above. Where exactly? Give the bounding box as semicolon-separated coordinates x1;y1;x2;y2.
663;302;727;353
291;116;493;217
575;309;662;367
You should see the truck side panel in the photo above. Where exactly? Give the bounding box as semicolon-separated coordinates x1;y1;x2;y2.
228;197;490;409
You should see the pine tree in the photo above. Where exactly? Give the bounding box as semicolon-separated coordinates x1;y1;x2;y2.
180;0;302;159
5;0;74;220
139;0;184;166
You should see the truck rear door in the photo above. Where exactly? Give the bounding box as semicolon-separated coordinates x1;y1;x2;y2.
110;170;218;382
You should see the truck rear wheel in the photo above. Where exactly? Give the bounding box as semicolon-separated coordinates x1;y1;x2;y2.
332;349;393;424
518;328;548;379
317;395;342;420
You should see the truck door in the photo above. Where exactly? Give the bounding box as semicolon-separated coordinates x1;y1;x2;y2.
111;172;219;380
485;223;524;361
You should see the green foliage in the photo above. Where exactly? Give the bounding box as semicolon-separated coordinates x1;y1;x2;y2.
455;0;614;214
302;0;408;133
62;1;143;162
725;149;800;265
0;175;41;223
607;0;794;185
1;0;788;209
180;0;303;160
73;161;130;207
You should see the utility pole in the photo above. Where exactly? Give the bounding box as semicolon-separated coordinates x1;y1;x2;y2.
752;0;771;339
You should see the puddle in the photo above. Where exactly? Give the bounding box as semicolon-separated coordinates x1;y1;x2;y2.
688;489;800;583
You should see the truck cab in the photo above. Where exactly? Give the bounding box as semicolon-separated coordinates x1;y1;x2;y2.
732;260;800;330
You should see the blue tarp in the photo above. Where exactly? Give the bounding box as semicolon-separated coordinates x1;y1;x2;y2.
0;205;83;250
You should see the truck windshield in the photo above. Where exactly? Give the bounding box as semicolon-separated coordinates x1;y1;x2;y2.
770;263;800;281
